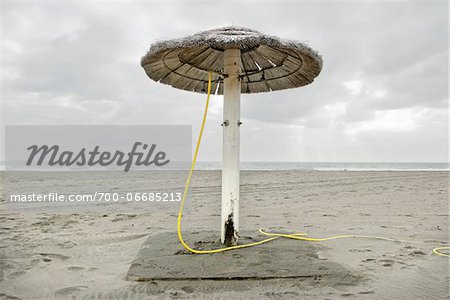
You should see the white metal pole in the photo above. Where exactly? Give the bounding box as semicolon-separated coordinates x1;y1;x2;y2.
221;48;241;246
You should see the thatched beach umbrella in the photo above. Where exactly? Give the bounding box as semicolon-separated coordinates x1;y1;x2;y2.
142;26;322;246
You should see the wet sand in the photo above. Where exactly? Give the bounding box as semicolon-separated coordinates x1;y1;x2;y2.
0;171;448;299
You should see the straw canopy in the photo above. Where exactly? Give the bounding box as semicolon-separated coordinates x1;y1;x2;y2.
141;26;323;94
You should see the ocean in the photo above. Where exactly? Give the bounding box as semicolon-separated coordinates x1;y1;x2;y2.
0;161;448;172
195;162;449;171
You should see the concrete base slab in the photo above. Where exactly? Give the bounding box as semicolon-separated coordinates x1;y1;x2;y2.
127;231;357;281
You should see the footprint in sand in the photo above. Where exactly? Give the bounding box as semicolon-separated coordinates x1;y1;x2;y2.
265;291;300;297
359;290;375;295
57;241;77;249
408;250;426;256
0;293;22;300
54;286;88;297
61;220;79;228
361;258;395;267
181;286;194;294
111;214;137;222
378;259;395;267
37;253;70;262
349;248;372;253
66;266;85;271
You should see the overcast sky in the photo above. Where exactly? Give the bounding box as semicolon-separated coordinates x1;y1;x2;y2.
1;0;448;162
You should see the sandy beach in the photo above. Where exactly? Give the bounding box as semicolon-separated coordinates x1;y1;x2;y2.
0;170;448;299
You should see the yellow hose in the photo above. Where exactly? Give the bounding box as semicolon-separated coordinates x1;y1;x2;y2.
176;71;449;257
433;247;450;257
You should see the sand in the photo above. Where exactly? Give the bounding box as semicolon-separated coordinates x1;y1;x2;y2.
0;171;448;299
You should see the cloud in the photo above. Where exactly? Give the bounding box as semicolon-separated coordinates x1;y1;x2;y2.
345;106;427;135
342;81;363;95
